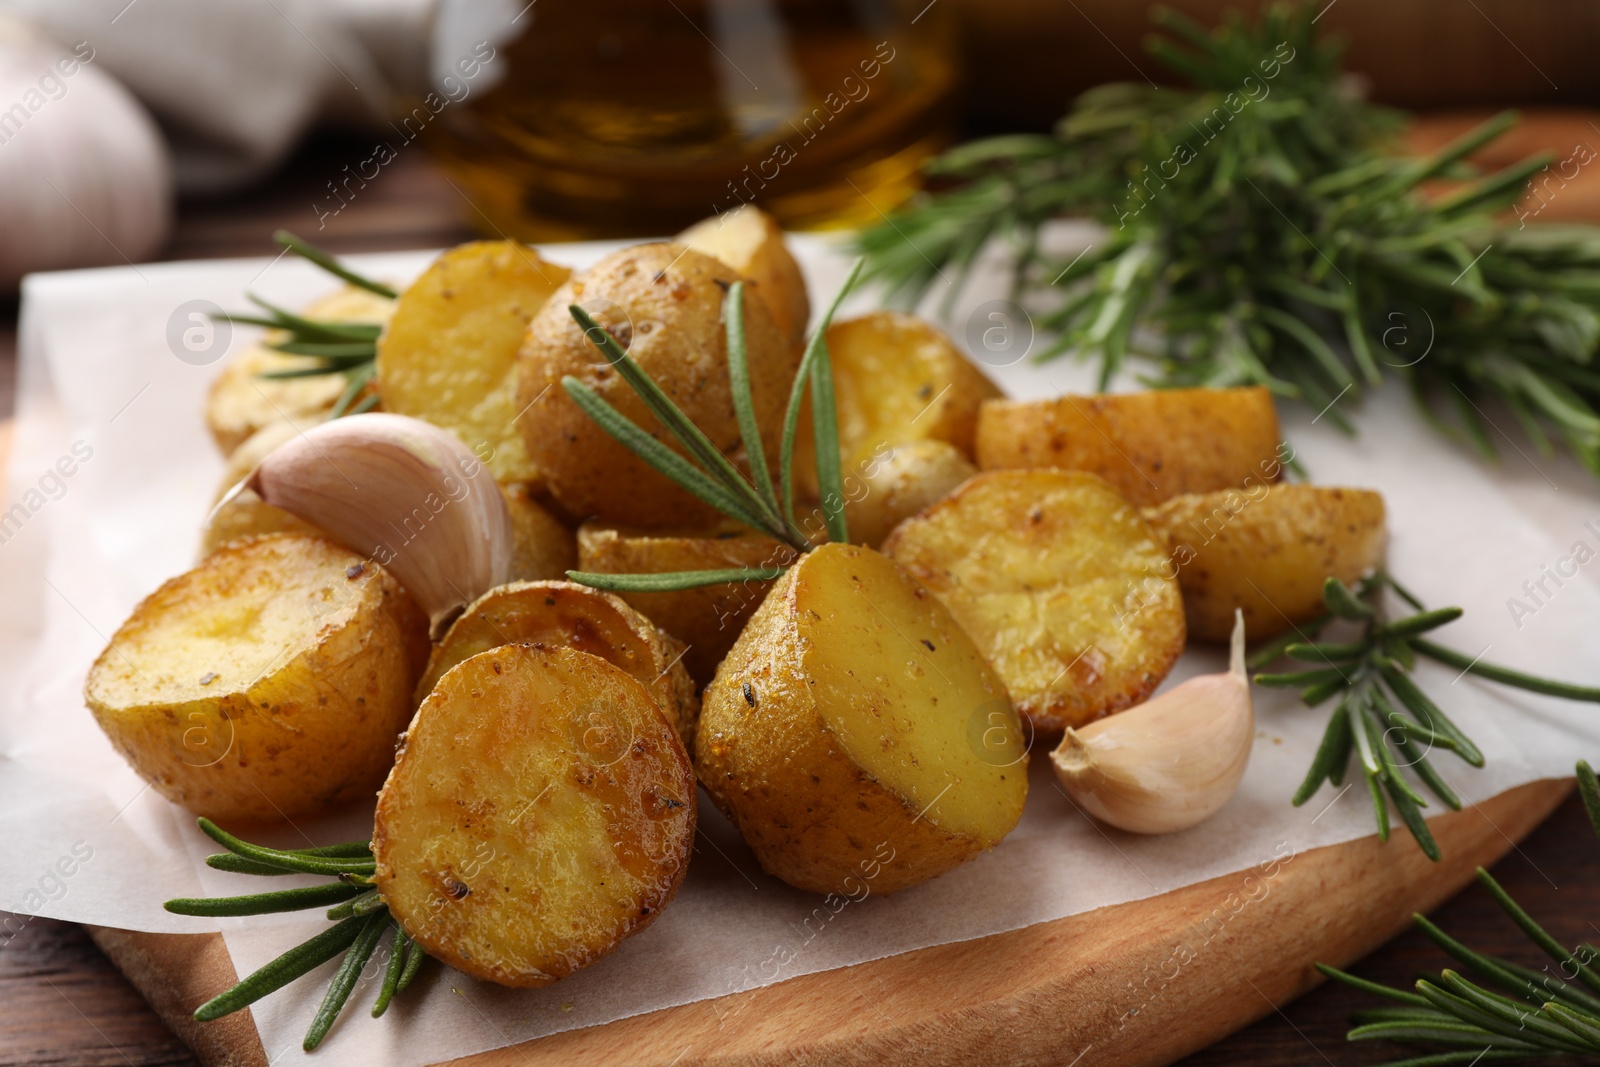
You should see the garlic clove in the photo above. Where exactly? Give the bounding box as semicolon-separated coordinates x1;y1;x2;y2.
233;413;512;639
1051;610;1253;834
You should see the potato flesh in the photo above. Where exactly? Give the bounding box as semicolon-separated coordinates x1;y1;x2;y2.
418;580;698;750
503;483;577;583
377;242;570;485
794;544;1026;845
883;470;1186;733
374;646;695;987
845;439;978;548
974;386;1283;506
1144;484;1387;642
84;535;427;822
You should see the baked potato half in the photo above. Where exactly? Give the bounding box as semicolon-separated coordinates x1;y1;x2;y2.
974;386;1284;506
376;241;570;485
418;581;698;750
503;482;577;584
677;206;809;352
374;645;695;987
576;520;798;686
844;439;977;548
84;534;428;823
205;286;393;456
697;543;1028;896
517;243;797;527
199;421;324;558
882;470;1185;735
1144;484;1387;642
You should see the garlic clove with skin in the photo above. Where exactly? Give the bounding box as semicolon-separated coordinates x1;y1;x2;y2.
224;413;513;639
1051;610;1253;834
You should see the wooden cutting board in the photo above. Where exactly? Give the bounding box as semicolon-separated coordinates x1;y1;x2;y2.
89;777;1571;1067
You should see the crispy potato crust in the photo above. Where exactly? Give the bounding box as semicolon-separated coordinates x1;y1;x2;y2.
576;520;798;687
974;386;1284;506
882;470;1186;734
376;242;570;485
696;544;1027;896
84;535;428;823
517;243;797;526
205;287;393;455
418;581;698;750
677;206;809;352
1144;484;1387;642
374;645;695;987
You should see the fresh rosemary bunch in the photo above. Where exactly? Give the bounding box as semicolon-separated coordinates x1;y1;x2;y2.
1251;574;1600;859
218;230;397;419
856;4;1600;472
565;263;863;594
165;818;424;1051
1318;760;1600;1065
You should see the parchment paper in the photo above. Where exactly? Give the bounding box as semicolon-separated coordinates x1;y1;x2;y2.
4;230;1599;1066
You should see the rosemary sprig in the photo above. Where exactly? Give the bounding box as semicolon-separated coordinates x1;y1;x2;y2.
856;3;1600;474
1253;575;1600;859
216;231;392;419
168;818;426;1050
1319;761;1600;1064
563;261;864;594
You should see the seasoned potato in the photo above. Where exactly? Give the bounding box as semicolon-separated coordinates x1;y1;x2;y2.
845;439;977;548
517;243;797;527
418;581;698;750
577;521;797;686
697;543;1028;896
199;422;324;558
374;645;695;987
1144;484;1387;642
503;483;577;583
205;286;393;455
84;535;428;823
677;206;809;351
797;313;1001;498
882;470;1185;734
974;386;1284;506
376;242;570;485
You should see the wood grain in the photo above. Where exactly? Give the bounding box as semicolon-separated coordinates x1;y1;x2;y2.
87;779;1571;1067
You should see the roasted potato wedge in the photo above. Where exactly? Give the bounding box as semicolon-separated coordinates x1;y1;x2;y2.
518;243;797;526
677;206;809;352
418;581;698;750
697;543;1028;896
882;470;1185;734
974;386;1284;506
199;421;324;558
84;534;428;823
1144;484;1387;642
205;286;393;455
576;521;797;686
503;483;577;583
845;439;977;548
376;242;570;485
374;645;695;987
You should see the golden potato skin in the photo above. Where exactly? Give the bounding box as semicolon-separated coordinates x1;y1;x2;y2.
84;535;428;824
697;544;1027;896
418;581;699;750
374;645;695;988
503;483;577;583
517;243;797;527
974;386;1284;506
376;242;570;485
846;439;977;548
577;520;798;686
205;287;393;455
1144;484;1387;642
882;470;1185;735
677;206;809;352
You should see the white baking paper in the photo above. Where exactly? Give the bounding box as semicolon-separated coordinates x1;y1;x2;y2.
3;230;1599;1066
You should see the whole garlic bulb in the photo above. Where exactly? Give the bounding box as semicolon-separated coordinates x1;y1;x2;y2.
0;18;171;289
1052;610;1254;834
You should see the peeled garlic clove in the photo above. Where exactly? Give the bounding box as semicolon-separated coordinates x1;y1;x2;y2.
1051;610;1252;834
235;413;512;639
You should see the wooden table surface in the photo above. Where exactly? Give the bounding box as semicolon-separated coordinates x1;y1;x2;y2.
2;127;1598;1067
